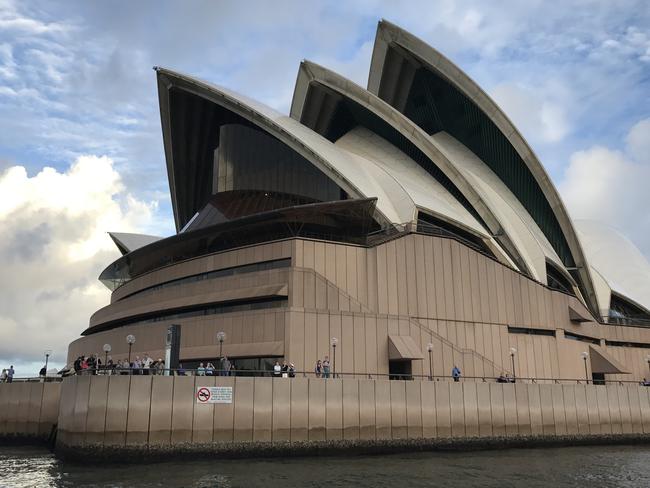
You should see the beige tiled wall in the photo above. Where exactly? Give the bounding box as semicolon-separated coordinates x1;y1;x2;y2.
50;375;650;451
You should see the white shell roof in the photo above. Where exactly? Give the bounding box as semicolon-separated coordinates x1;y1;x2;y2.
336;127;489;238
108;232;162;255
431;132;566;284
575;220;650;314
157;68;415;225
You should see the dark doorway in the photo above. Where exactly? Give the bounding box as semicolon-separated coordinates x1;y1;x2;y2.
592;372;605;385
389;360;412;380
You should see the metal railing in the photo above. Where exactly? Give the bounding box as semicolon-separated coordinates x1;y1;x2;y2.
51;367;650;387
1;376;64;383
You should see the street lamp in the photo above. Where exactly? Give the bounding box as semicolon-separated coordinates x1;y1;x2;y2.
44;349;52;372
427;343;433;380
509;347;517;383
126;334;136;365
581;351;589;383
217;331;226;358
103;343;112;371
331;337;338;378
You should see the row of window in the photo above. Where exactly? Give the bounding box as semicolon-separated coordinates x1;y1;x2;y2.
605;340;650;350
507;326;555;337
508;326;650;350
92;297;288;334
121;258;291;301
141;297;287;324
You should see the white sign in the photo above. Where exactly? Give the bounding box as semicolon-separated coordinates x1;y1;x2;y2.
196;386;233;404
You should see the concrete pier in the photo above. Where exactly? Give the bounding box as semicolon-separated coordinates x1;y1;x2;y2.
0;382;61;442
2;376;650;459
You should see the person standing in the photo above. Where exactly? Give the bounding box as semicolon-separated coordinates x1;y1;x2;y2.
281;360;289;378
315;360;322;378
223;356;231;376
142;354;153;375
7;365;15;383
273;360;282;378
322;356;330;379
451;365;461;382
1;369;7;383
288;363;295;378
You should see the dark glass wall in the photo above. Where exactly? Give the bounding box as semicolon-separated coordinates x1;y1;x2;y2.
215;124;343;202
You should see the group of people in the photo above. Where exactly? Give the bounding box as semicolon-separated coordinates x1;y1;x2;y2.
67;353;166;375
496;372;516;383
0;366;15;383
314;356;332;378
196;357;235;376
273;360;296;378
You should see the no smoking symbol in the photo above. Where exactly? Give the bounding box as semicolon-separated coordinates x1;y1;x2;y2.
197;387;211;403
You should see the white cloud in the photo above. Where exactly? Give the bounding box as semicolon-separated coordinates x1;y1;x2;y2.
560;118;650;258
0;155;159;371
491;82;572;143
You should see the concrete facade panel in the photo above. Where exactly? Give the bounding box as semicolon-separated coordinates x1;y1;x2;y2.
572;384;588;435
596;386;612;435
374;380;392;439
342;379;360;440
449;382;465;437
171;376;195;445
85;375;109;445
148;376;173;446
405;380;423;439
420;381;436;438
585;385;600;435
104;375;130;446
502;384;518;436
213;377;235;443
233;377;254;442
251;377;272;442
462;382;479;437
290;378;309;441
527;384;543;436
326;379;343;440
272;377;291;441
192;376;216;444
562;385;578;435
308;378;327;441
389;381;407;439
126;375;153;446
538;384;555;435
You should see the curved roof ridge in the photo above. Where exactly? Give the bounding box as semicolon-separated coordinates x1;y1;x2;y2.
156;67;416;227
291;59;530;272
367;20;598;316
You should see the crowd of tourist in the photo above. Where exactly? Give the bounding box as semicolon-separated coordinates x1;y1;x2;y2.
195;357;236;376
62;353;167;376
0;366;15;383
40;352;650;386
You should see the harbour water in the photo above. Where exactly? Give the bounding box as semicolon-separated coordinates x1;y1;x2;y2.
2;445;650;487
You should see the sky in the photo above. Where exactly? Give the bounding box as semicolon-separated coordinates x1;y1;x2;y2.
0;0;649;376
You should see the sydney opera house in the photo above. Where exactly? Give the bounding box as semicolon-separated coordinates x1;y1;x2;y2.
68;21;650;384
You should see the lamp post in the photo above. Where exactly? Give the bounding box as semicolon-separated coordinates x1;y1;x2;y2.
510;347;517;383
427;343;433;380
103;343;112;371
581;351;589;383
126;334;136;365
44;349;52;374
217;331;226;358
331;337;338;378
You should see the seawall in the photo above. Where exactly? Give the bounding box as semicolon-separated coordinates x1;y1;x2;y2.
3;376;650;459
0;382;61;442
